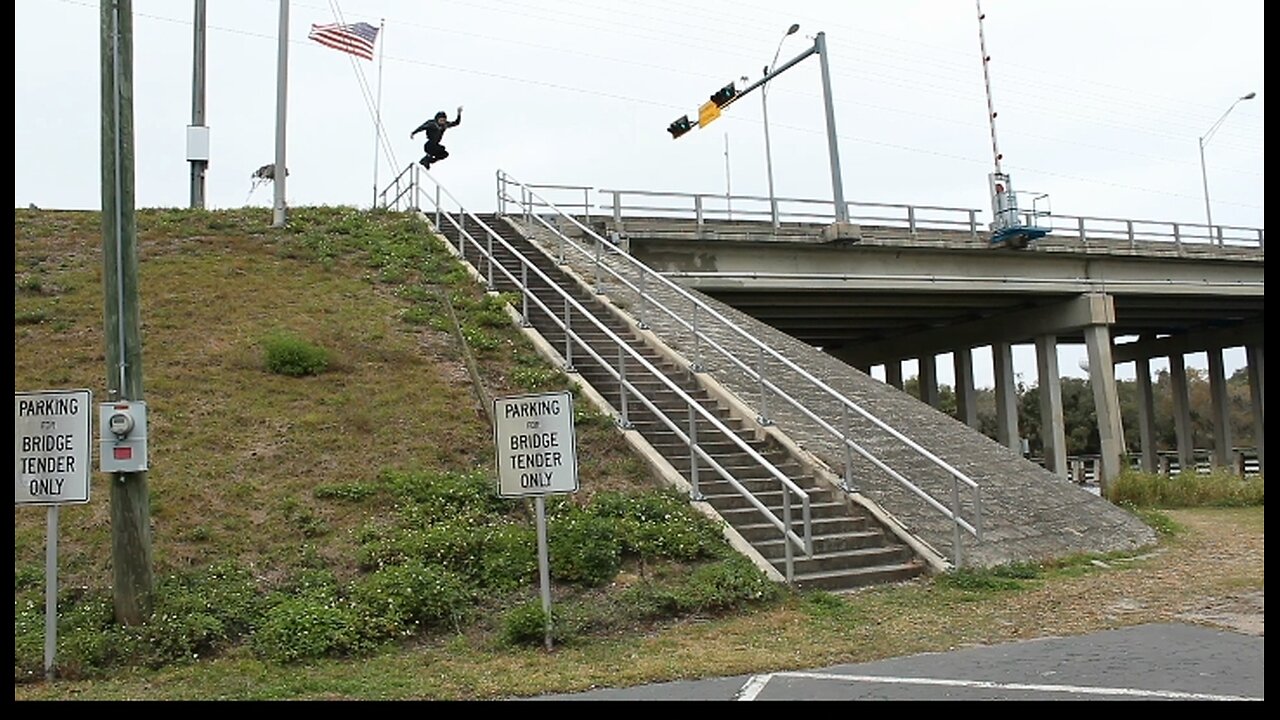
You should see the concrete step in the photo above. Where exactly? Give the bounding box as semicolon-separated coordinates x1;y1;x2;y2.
712;499;854;523
787;560;927;592
733;515;873;543
752;528;893;557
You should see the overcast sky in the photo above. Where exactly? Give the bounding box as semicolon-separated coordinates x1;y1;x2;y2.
14;0;1262;388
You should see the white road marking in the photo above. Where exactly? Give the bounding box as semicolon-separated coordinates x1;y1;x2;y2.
734;671;1260;701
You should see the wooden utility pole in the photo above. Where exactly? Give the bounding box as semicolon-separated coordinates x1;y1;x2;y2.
101;0;153;624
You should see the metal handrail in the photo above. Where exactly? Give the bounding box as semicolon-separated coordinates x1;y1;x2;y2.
585;186;1263;251
498;170;984;565
387;168;815;580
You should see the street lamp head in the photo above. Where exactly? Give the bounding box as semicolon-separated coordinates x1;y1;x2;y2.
786;23;800;35
1242;91;1257;100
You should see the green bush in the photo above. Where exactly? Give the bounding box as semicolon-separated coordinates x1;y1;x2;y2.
262;331;329;377
934;565;1033;593
251;595;371;664
678;554;784;611
498;600;569;648
14;590;135;681
380;468;512;518
357;518;538;591
1107;467;1264;508
589;489;726;561
136;562;263;666
612;555;782;620
348;560;473;638
548;506;622;587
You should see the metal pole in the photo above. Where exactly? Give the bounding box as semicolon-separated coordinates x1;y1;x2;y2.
814;32;847;223
975;0;1003;175
272;0;289;227
762;69;778;228
535;496;553;651
371;18;384;208
1198;138;1213;233
189;0;206;209
44;506;58;681
723;132;731;220
1197;92;1255;234
763;26;795;229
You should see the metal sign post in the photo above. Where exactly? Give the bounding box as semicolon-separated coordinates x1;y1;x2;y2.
16;388;94;681
493;390;580;650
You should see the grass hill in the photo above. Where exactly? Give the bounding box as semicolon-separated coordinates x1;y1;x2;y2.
13;206;1263;700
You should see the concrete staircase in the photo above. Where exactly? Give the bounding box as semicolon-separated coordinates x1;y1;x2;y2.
436;213;926;591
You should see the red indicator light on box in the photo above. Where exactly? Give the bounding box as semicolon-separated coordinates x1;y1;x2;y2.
113;447;133;460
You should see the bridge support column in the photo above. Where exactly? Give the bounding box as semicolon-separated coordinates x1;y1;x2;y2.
918;354;938;408
1245;343;1264;473
953;346;978;428
1034;334;1067;478
1134;352;1159;473
1207;345;1234;469
1169;354;1195;472
992;341;1019;451
1084;324;1125;492
884;360;903;390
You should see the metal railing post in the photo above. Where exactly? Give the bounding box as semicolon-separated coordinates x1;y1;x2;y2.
562;301;575;372
756;344;771;426
485;223;494;291
617;347;632;429
520;264;529;327
593;235;603;294
690;302;704;372
952;480;963;568
635;271;649;330
496;170;504;216
688;407;702;500
841;402;854;493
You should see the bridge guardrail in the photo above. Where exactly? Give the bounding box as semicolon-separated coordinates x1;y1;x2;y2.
509;182;1263;252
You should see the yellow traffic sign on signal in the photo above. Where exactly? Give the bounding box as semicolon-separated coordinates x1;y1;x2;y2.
698;101;721;128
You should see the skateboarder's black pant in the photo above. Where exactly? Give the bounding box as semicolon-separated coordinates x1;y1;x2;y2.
421;141;449;166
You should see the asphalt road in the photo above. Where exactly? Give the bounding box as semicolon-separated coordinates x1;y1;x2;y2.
514;623;1263;701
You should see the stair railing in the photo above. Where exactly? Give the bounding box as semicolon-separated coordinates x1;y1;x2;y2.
387;166;814;581
497;170;983;566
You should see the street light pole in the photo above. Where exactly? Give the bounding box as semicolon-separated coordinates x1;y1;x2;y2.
1198;91;1255;238
762;23;798;229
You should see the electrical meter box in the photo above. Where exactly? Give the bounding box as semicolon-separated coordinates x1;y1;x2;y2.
99;400;148;473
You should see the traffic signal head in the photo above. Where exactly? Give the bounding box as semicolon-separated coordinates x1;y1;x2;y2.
667;115;694;139
710;82;737;108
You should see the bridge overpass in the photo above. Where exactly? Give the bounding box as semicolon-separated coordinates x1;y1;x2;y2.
506;178;1264;486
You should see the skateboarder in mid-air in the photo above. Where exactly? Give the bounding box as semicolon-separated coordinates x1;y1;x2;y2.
411;106;462;169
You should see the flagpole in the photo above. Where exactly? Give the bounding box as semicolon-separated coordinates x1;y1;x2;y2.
371;18;385;209
272;0;289;227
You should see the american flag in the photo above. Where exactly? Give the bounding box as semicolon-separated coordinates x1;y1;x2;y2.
308;21;380;61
